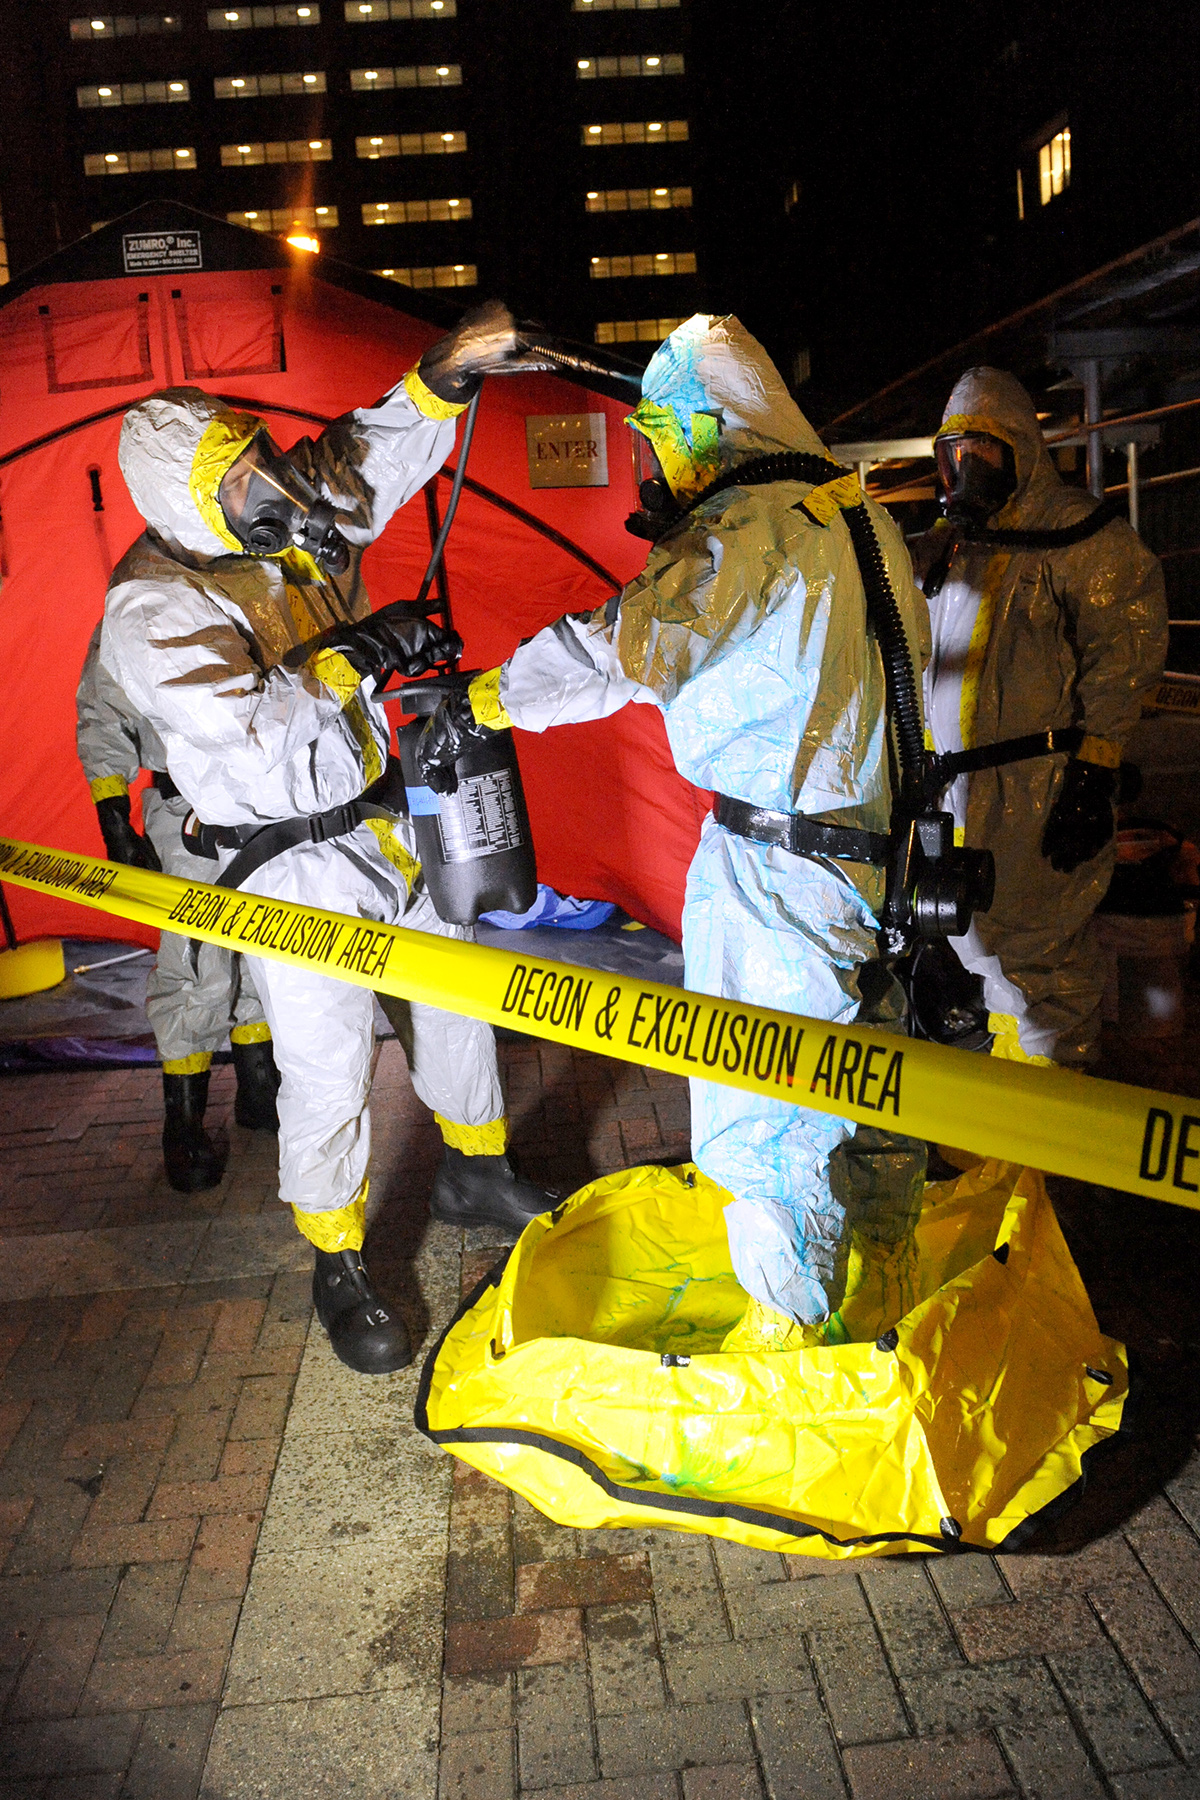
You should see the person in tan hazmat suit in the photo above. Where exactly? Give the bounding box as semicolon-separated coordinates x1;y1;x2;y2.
99;304;554;1374
914;367;1168;1065
77;623;281;1192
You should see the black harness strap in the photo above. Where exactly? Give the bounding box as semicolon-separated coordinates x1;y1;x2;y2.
925;728;1085;795
183;760;408;892
713;794;891;866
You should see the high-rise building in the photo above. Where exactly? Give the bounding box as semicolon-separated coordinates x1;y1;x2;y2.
0;0;734;356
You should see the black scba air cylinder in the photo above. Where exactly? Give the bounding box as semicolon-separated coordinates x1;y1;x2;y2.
397;677;537;926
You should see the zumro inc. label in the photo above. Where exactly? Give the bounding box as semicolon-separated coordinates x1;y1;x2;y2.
122;230;202;273
437;768;523;863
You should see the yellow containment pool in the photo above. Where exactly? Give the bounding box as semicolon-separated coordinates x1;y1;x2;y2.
417;1159;1128;1558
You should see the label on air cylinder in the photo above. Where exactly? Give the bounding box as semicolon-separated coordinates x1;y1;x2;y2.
437;768;523;863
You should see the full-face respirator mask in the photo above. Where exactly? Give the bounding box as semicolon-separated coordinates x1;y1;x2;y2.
935;431;1017;530
219;432;351;575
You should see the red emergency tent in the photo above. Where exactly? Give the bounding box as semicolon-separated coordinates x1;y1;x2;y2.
0;202;708;950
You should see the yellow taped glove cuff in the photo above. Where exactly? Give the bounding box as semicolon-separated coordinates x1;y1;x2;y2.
309;647;364;706
1076;734;1122;770
403;366;469;421
90;775;130;803
467;667;512;731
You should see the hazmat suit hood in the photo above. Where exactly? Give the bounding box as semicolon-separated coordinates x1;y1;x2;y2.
631;314;827;501
935;366;1087;532
119;386;265;561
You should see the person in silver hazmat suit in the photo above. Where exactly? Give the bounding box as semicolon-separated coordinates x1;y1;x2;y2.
77;623;280;1191
914;367;1168;1066
417;313;930;1331
98;304;553;1375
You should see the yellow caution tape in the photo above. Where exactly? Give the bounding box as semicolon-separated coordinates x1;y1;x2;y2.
2;834;1198;1209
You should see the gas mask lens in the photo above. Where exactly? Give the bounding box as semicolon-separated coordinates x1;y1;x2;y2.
219;432;351;575
935;433;1017;527
629;429;674;517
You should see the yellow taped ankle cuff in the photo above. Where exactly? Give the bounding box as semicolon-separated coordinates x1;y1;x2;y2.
230;1021;272;1046
987;1013;1054;1067
163;1052;212;1075
436;1114;509;1155
291;1185;367;1253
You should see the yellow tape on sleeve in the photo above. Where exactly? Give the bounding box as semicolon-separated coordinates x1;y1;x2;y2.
2;833;1198;1212
90;775;130;803
800;472;862;526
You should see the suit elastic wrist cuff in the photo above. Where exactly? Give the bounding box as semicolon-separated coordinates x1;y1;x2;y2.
403;366;469;421
90;775;130;803
1076;735;1122;770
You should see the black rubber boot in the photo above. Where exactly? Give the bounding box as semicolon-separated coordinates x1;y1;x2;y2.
232;1039;281;1131
162;1072;225;1193
312;1248;412;1375
429;1144;554;1235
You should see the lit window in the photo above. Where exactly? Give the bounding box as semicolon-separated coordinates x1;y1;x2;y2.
355;130;466;157
78;78;191;106
207;4;320;24
69;13;181;36
85;146;197;174
585;185;691;212
214;70;327;96
574;0;679;9
375;264;476;288
220;138;332;164
595;317;686;344
589;251;695;278
1038;126;1071;205
0;202;9;288
582;119;688;146
575;53;684;79
346;0;457;18
362;196;472;223
228;204;339;230
1016;168;1024;221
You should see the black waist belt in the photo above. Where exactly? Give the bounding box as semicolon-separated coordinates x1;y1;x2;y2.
713;794;890;865
928;727;1084;788
184;759;408;892
151;770;180;800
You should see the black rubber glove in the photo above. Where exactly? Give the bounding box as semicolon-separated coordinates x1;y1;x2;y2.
417;299;546;404
323;613;462;687
416;687;487;794
1042;758;1117;873
94;795;162;871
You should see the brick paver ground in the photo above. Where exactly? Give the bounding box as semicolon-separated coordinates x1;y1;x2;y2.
1;993;1199;1799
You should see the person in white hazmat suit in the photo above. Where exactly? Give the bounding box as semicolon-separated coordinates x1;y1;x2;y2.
77;623;280;1191
99;304;553;1374
914;368;1167;1066
418;314;930;1330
